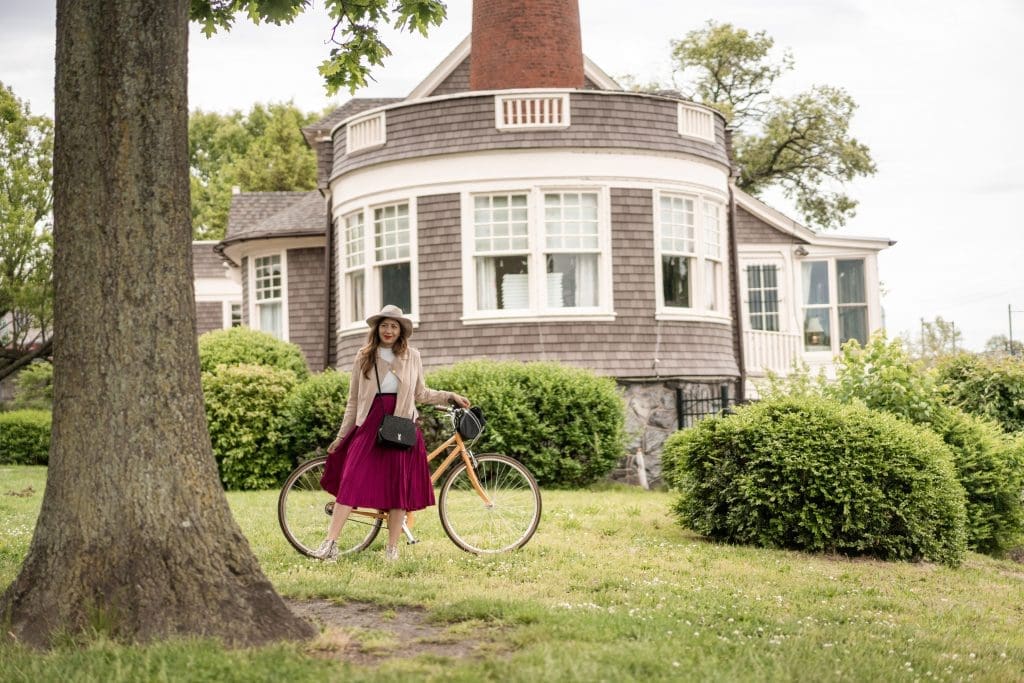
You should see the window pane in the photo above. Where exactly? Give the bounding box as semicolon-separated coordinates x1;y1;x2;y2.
802;261;829;305
839;306;868;346
544;192;599;250
476;256;529;310
474;194;530;254
230;303;242;328
747;265;779;331
659;195;695;254
347;271;365;323
837;259;866;304
344;213;364;269
546;254;598;308
705;260;721;311
662;255;691;308
703;201;722;259
380;262;411;314
258;301;282;339
374;203;410;261
254;254;282;301
803;309;831;351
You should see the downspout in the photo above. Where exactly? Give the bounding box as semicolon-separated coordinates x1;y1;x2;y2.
725;128;746;403
321;191;333;371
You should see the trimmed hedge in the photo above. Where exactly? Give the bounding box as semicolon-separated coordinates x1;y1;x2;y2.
931;407;1024;555
202;364;298;490
198;327;309;380
0;410;51;465
425;360;627;488
662;397;968;567
936;353;1024;434
283;369;350;462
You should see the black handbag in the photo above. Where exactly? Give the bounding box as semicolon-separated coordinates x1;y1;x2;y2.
374;364;416;449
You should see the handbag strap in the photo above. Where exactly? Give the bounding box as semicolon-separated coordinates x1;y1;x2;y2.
373;359;382;395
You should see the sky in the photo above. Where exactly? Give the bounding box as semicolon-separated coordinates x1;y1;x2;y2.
2;0;1023;351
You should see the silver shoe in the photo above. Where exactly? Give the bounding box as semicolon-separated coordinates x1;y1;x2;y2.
314;539;338;561
384;544;399;561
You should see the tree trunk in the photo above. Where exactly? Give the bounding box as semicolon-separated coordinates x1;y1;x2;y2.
0;0;315;647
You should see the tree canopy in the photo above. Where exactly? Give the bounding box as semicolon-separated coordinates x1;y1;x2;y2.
0;82;54;378
191;0;447;94
190;102;321;239
669;21;876;230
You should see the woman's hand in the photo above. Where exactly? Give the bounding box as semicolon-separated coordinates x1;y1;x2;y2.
450;393;471;409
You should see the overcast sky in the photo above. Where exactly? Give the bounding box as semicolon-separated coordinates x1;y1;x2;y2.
2;0;1023;351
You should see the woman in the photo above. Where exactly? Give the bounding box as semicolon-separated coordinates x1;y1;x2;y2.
316;305;470;561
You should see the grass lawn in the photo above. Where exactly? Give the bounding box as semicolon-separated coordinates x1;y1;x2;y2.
2;465;1023;681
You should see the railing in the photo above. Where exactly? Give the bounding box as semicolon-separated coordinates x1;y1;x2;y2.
677;103;715;142
744;329;803;376
676;383;734;429
495;93;571;129
346;112;386;153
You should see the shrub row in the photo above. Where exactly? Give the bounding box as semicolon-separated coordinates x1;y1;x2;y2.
936;353;1024;434
0;410;51;465
663;397;969;567
199;330;626;490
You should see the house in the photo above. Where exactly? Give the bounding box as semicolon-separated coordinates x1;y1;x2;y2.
197;0;891;481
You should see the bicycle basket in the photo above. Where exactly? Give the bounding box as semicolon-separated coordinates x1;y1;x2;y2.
457;406;486;441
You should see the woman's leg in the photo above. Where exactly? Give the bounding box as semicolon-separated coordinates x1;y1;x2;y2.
386;508;405;559
327;503;354;540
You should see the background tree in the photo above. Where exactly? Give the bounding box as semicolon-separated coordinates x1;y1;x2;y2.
190;102;321;240
0;83;54;380
983;334;1024;358
899;315;963;367
1;0;445;648
669;21;876;229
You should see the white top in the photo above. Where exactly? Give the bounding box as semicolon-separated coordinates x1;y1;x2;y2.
377;347;399;393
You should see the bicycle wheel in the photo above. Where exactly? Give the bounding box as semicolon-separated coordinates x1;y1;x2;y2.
438;453;542;554
278;455;382;557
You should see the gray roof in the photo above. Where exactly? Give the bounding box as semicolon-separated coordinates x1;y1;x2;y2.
223;190;326;244
302;98;403;140
192;242;226;278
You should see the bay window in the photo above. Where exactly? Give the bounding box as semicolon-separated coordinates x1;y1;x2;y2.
374;204;412;314
801;258;868;351
343;212;366;325
468;188;610;317
656;191;727;316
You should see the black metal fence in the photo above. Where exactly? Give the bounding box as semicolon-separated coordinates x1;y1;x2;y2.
675;383;734;429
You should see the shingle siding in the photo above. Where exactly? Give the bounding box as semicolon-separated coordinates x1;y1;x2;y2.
332;92;728;178
192;243;224;278
196;301;223;336
734;205;807;244
286;247;327;370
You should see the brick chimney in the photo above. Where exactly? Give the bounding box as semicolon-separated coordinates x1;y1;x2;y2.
470;0;585;90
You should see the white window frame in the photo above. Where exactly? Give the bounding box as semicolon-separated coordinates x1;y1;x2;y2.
461;185;614;323
247;250;289;341
742;262;783;332
340;210;367;328
654;189;730;323
798;256;870;355
221;300;243;329
337;198;419;335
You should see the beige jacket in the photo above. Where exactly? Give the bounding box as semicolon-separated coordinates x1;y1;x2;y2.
334;345;453;441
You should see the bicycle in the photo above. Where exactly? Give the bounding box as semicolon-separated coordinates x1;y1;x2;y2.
278;406;542;556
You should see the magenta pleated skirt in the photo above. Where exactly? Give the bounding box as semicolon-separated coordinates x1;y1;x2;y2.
320;393;435;512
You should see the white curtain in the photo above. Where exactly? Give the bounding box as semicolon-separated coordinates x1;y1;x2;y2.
259;302;283;339
575;254;598;307
476;258;497;310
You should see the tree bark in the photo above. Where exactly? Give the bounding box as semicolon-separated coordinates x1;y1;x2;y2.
0;0;315;647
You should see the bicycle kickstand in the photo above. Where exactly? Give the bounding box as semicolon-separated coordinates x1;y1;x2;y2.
401;521;418;545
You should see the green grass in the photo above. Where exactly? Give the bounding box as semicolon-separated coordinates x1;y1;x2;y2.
2;466;1024;681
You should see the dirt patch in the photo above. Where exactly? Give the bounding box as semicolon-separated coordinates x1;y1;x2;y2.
285;598;509;665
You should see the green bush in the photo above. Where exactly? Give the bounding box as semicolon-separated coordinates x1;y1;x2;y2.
8;361;54;411
828;334;943;424
425;360;627;488
198;327;309;380
202;364;298;490
662;396;968;567
931;407;1024;555
283;369;350;461
936;353;1024;434
0;410;51;465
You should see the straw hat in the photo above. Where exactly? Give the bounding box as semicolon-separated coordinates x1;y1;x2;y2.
365;304;413;338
